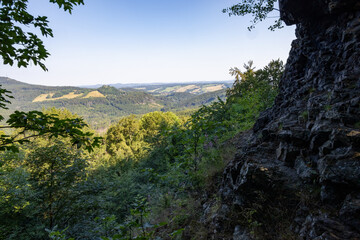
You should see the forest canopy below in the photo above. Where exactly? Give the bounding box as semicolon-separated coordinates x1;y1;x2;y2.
0;59;284;239
0;78;231;131
0;0;288;238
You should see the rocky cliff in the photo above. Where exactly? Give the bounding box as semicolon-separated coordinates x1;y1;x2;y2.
209;1;360;239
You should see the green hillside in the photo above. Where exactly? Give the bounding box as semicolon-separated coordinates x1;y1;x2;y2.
132;82;231;94
83;81;233;94
0;77;228;130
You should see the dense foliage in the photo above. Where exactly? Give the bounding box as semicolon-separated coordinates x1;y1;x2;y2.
0;0;100;156
0;86;101;152
0;77;228;130
0;59;283;239
0;2;287;238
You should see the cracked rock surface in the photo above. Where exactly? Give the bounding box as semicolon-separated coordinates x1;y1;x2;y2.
207;1;360;239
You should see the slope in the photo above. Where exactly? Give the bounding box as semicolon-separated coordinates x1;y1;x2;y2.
0;77;228;130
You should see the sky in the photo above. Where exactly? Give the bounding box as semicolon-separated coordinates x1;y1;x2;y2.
0;0;296;86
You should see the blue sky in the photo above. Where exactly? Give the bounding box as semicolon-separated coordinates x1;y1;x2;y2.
0;0;295;86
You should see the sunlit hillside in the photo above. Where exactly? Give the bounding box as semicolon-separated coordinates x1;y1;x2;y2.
0;77;228;130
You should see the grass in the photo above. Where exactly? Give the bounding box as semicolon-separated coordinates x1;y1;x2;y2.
175;85;198;93
204;84;225;92
33;91;84;102
83;91;105;98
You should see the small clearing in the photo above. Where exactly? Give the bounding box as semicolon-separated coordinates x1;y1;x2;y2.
32;91;83;102
149;88;161;93
84;91;105;98
191;88;201;94
59;92;83;99
32;93;55;102
175;85;198;93
204;84;225;92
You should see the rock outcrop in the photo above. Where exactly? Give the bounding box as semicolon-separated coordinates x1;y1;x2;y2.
210;1;360;239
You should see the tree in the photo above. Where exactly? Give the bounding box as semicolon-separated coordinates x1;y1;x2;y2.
0;141;89;239
256;59;284;89
0;0;84;70
227;59;284;100
223;0;283;31
0;100;101;152
0;0;101;153
106;115;144;158
26;141;88;230
140;111;180;145
225;59;284;130
106;112;181;159
227;60;258;98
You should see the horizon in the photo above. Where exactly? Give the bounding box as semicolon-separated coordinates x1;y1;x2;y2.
1;75;233;88
0;0;295;87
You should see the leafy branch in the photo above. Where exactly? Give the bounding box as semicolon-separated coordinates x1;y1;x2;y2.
0;110;101;152
0;85;100;152
0;0;84;70
223;0;283;31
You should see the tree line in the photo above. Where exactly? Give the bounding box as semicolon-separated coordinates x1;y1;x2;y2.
0;59;283;239
0;0;284;238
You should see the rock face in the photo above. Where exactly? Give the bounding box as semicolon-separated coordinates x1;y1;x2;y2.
212;1;360;239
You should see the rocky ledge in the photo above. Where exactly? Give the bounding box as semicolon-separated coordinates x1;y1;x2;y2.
208;0;360;239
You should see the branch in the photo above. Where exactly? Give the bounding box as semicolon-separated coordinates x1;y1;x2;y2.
1;110;102;153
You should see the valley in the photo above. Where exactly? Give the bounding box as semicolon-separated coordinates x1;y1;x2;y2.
0;77;229;130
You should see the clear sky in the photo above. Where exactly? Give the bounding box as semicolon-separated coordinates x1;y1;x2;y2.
0;0;295;86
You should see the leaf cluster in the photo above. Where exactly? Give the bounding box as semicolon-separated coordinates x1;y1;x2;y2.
0;0;83;70
0;109;101;152
106;112;181;159
223;0;283;31
0;85;13;120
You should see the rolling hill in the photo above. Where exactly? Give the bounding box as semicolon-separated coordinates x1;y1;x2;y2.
0;77;229;130
82;81;233;94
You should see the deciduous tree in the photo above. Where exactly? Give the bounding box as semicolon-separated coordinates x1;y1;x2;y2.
223;0;283;31
0;0;101;153
0;0;84;70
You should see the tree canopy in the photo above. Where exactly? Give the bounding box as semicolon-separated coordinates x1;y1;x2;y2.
223;0;283;31
0;0;101;153
106;112;181;159
0;0;84;70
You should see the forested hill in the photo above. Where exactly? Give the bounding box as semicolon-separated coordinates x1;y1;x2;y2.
0;59;285;239
0;77;228;130
83;81;233;95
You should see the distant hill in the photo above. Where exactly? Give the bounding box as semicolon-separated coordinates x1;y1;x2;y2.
81;81;233;95
0;77;229;130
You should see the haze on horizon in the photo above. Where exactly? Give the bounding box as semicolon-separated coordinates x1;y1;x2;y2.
0;0;295;87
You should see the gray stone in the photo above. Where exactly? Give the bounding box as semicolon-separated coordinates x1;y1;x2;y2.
209;1;360;238
233;225;251;240
339;194;360;230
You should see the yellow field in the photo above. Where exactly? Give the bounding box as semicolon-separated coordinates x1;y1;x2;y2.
32;93;55;102
83;91;105;98
191;88;201;93
33;91;83;102
204;84;225;92
60;92;83;99
175;85;198;93
149;88;161;93
33;90;106;102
